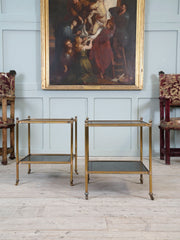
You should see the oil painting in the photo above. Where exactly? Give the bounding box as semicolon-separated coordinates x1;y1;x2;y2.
41;0;145;90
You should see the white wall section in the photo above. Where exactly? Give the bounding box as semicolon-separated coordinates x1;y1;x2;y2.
0;0;180;157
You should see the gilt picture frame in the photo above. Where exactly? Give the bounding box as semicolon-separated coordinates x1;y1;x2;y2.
41;0;145;90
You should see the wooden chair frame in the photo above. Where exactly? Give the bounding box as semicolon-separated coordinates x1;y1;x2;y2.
0;70;16;165
159;72;180;164
0;96;15;165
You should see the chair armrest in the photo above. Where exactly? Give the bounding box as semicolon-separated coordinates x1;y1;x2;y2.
159;97;170;122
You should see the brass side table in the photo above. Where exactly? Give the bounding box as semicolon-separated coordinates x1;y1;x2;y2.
85;118;154;200
16;117;77;186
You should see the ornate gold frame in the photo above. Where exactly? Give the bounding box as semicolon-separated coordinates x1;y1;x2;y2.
41;0;145;90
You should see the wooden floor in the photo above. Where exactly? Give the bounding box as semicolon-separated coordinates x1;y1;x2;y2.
0;157;180;240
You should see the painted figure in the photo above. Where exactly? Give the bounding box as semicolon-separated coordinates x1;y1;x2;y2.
87;0;107;35
63;19;78;42
75;36;97;84
89;19;115;79
68;0;91;23
60;39;77;84
110;3;130;59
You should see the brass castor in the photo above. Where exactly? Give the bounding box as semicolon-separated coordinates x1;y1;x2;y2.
149;193;154;200
140;174;143;184
85;193;88;200
15;180;19;186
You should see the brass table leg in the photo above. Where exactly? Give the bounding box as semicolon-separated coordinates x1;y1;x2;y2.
149;121;154;200
70;121;74;186
75;116;78;175
140;118;143;184
85;119;89;200
15;119;19;185
28;116;31;174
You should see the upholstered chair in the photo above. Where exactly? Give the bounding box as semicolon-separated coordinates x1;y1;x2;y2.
159;71;180;164
0;70;16;165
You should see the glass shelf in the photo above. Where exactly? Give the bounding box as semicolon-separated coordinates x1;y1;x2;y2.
88;161;149;173
20;154;71;164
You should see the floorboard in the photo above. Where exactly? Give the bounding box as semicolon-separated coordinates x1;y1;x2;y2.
0;157;180;240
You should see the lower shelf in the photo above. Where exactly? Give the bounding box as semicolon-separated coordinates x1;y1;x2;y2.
88;161;149;174
20;154;71;164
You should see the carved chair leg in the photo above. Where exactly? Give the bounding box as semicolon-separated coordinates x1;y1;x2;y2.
165;129;170;165
160;128;164;160
9;126;15;159
2;128;7;165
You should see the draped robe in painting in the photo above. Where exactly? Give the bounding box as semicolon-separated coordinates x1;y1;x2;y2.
89;26;114;76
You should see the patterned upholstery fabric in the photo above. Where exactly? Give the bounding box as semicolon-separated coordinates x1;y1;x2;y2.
160;118;180;130
0;71;16;96
159;73;180;106
0;117;14;125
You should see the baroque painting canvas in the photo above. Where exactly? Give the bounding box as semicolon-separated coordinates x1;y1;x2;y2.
41;0;145;90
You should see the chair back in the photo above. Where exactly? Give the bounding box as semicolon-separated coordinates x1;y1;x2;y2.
0;71;16;96
159;72;180;106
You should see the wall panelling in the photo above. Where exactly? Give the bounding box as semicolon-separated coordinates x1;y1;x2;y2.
0;0;180;157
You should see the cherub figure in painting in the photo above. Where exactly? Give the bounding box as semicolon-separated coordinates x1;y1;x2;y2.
63;40;74;74
74;36;97;84
60;39;77;84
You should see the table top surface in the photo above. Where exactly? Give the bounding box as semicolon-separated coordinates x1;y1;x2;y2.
85;120;152;127
17;118;76;124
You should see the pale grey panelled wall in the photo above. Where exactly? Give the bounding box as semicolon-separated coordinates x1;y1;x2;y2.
0;0;180;157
